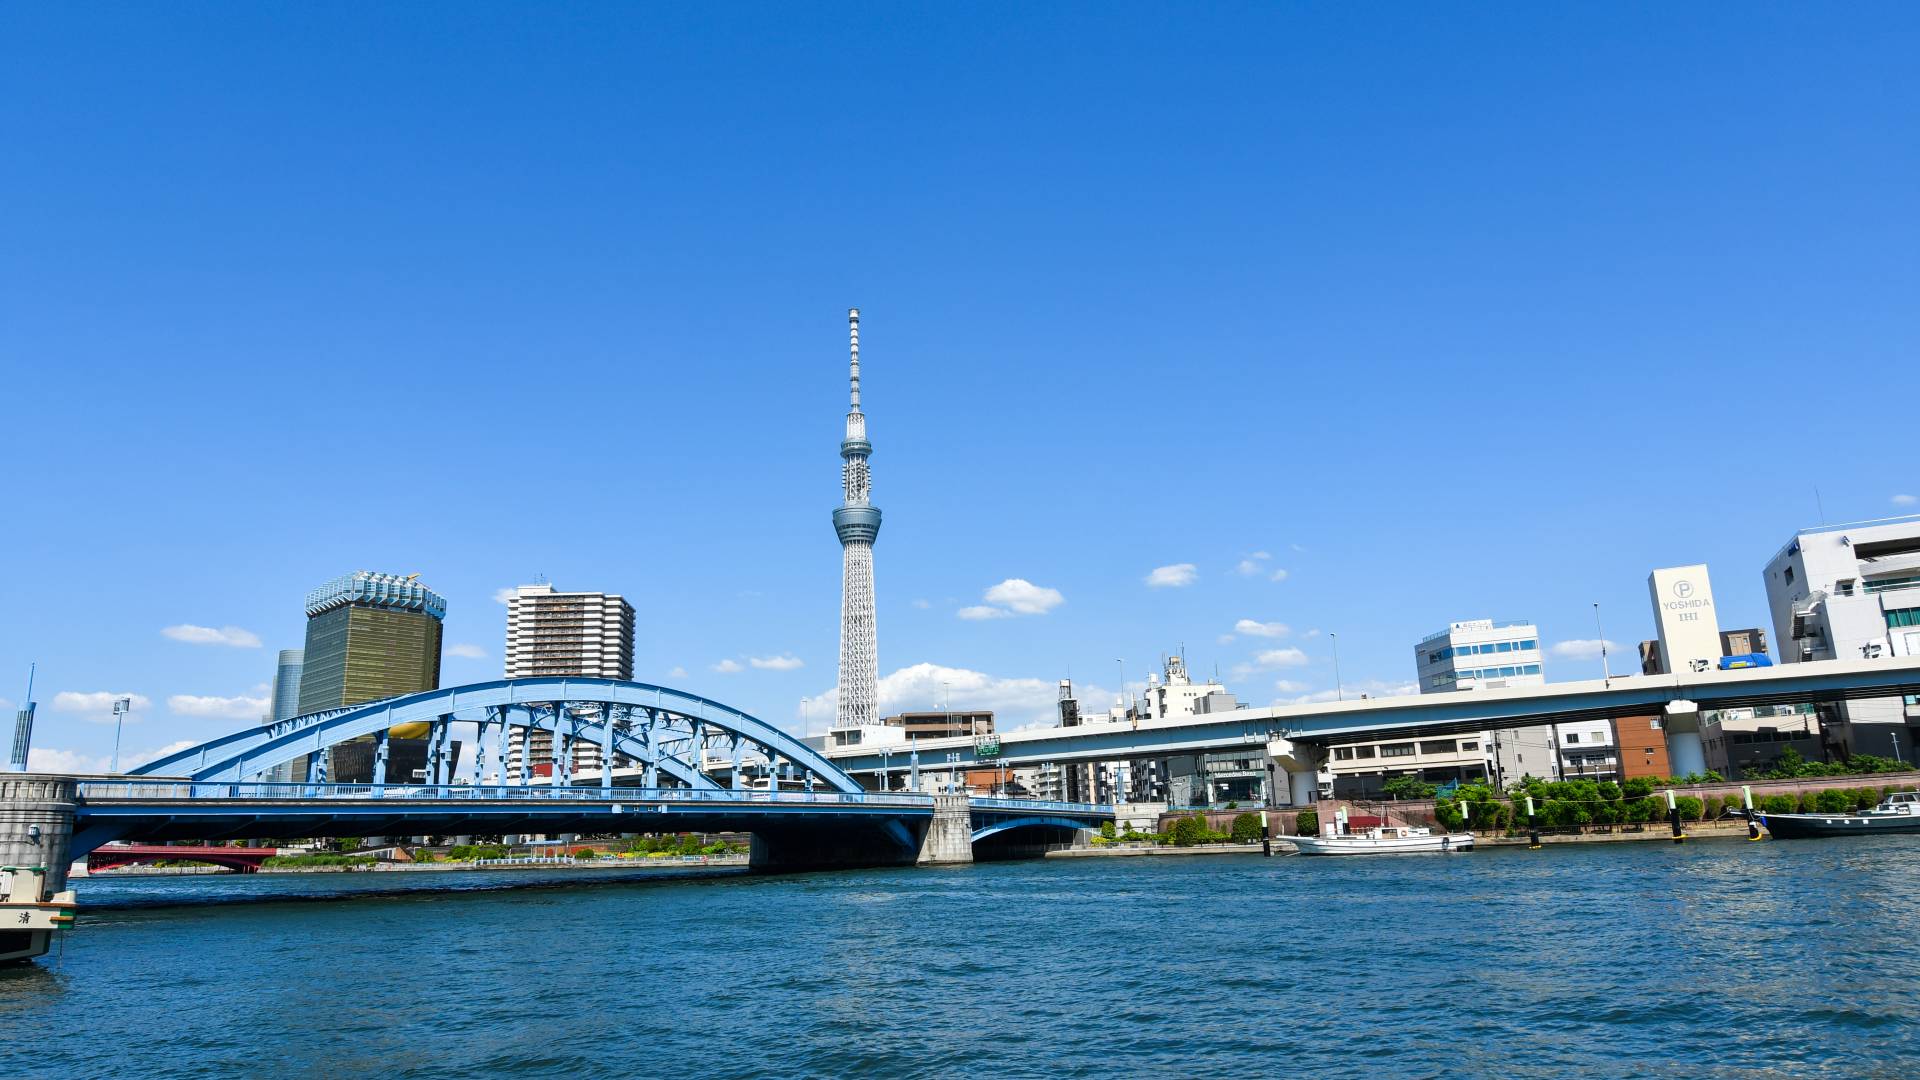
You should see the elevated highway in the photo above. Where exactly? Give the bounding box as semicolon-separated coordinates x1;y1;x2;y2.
824;655;1920;799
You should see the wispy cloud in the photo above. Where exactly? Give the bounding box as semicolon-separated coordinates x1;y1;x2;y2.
1894;494;1917;507
666;665;688;679
1145;563;1198;588
30;739;198;774
446;643;487;660
1273;680;1416;706
1551;639;1617;661
1235;552;1272;576
168;692;271;720
711;659;744;673
494;587;518;604
1234;619;1290;639
162;624;262;648
959;578;1065;619
912;598;931;609
1269;568;1290;582
749;654;804;671
1253;647;1310;668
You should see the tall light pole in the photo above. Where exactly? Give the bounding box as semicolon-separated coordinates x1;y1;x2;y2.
110;696;132;774
1114;658;1126;717
1330;634;1344;702
801;697;811;740
1593;603;1612;687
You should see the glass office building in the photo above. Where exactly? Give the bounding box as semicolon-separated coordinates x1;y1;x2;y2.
297;572;447;715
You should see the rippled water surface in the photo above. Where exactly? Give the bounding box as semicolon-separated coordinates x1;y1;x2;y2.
5;838;1920;1078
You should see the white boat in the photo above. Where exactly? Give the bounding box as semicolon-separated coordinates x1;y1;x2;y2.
1289;825;1473;856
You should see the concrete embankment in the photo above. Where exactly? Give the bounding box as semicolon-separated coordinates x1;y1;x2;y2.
1048;842;1285;858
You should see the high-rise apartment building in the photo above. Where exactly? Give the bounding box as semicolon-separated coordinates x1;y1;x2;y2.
504;585;635;679
1764;516;1920;760
502;584;636;779
297;571;448;783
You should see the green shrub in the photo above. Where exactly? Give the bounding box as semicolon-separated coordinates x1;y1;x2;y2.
1168;814;1210;847
571;847;597;861
1675;796;1703;821
1812;789;1850;813
1381;775;1438;801
1099;821;1117;840
1229;812;1264;843
1702;796;1721;820
1759;794;1796;814
1295;809;1319;836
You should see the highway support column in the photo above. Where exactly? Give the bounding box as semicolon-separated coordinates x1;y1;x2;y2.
916;794;974;865
0;774;79;965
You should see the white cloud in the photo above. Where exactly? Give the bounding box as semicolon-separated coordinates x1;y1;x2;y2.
27;747;108;773
168;692;272;720
1234;619;1290;638
912;598;931;609
1273;679;1308;693
1269;568;1290;582
1894;494;1917;507
984;578;1065;614
957;605;1011;621
666;666;688;679
1253;647;1310;668
1216;634;1236;645
1551;639;1618;661
1145;563;1198;588
711;659;744;673
26;737;198;775
1303;628;1322;638
749;654;804;671
161;624;262;648
52;691;152;721
446;643;487;660
960;579;1064;619
1235;552;1272;576
804;662;1061;729
494;587;518;604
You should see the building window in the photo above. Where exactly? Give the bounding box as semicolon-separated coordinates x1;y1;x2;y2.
1461;740;1477;751
1887;609;1920;629
1354;746;1377;759
1565;733;1579;744
1333;747;1355;761
1380;743;1415;758
1420;740;1457;755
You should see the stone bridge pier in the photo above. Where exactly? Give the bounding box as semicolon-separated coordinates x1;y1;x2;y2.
1;774;79;965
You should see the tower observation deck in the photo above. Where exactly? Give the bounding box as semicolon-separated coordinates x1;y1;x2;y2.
835;308;882;728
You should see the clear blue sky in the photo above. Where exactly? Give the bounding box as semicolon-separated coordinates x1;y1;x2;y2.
5;4;1918;771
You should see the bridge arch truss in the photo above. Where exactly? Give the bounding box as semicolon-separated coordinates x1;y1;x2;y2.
131;678;864;795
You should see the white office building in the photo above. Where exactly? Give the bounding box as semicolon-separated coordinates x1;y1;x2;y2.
502;584;637;779
1763;517;1920;761
1408;620;1562;787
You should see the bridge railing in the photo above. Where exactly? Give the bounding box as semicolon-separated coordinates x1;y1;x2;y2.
76;781;936;809
967;797;1114;815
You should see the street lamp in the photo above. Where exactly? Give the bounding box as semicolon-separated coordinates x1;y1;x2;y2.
110;696;132;774
1593;603;1612;687
1114;658;1125;717
1330;634;1344;702
801;697;811;740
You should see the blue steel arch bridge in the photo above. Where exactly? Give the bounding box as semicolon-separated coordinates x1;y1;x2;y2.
63;678;1109;871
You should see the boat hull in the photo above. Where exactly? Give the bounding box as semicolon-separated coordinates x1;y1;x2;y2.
1757;812;1920;839
1289;833;1474;856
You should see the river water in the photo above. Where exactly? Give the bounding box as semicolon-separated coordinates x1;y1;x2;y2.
4;837;1919;1079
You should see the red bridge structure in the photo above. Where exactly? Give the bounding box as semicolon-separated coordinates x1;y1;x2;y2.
87;844;278;874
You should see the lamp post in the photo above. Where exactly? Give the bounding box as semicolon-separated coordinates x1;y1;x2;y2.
801;697;811;740
1330;634;1344;702
110;696;132;774
1593;603;1612;687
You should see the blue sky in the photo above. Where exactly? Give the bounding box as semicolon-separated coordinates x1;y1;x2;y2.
4;4;1918;772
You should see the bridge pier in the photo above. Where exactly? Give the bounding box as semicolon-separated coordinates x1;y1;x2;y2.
1267;738;1326;807
916;795;974;866
1663;701;1707;777
1;774;80;965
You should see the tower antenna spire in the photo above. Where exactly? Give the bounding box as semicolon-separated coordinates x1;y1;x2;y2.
848;308;862;412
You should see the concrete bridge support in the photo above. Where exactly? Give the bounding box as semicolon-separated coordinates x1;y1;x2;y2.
916;795;974;866
1267;738;1326;807
1664;701;1707;778
1;774;78;965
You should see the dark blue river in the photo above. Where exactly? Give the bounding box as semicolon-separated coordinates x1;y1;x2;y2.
5;838;1919;1078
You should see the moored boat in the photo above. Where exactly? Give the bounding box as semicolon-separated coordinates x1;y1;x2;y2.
1289;824;1473;856
1758;791;1920;839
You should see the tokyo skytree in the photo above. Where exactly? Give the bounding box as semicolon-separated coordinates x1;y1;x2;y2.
833;308;882;728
